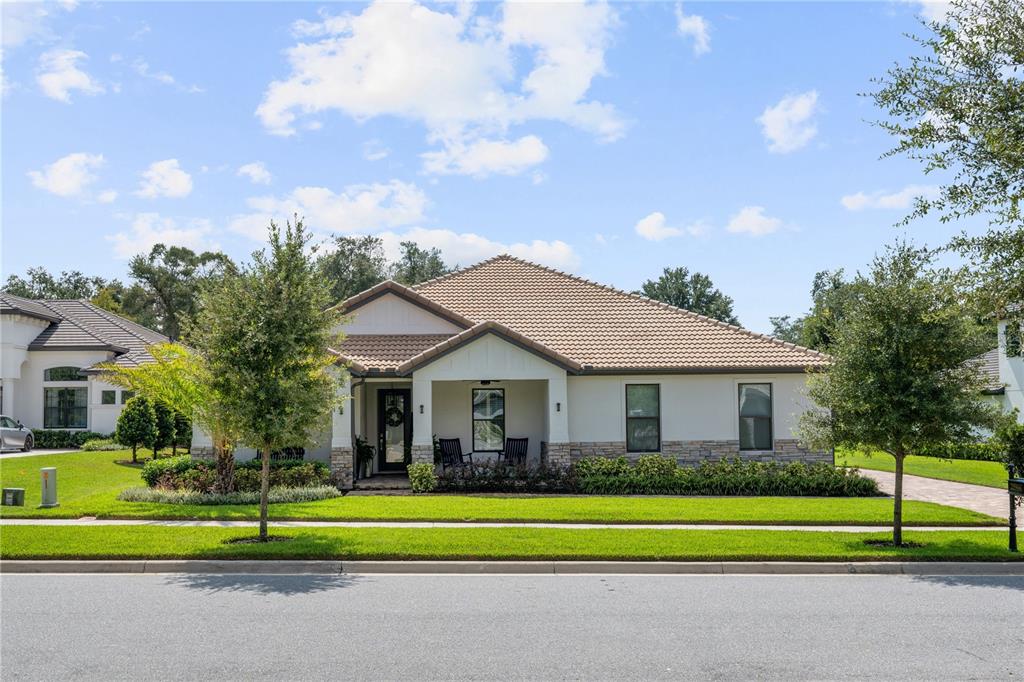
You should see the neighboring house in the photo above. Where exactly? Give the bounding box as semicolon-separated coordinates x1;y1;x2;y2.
0;292;168;435
194;255;831;487
979;313;1024;420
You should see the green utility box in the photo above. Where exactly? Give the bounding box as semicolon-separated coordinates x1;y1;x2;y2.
2;488;25;506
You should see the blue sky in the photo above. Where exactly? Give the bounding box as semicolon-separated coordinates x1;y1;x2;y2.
1;0;979;333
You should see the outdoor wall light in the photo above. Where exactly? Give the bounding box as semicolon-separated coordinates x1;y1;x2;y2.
556;402;561;412
419;405;424;414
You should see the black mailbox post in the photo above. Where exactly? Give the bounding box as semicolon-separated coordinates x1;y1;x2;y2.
1009;468;1023;553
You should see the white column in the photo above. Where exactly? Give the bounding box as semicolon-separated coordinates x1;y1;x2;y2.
1;378;13;416
412;377;433;448
547;374;569;443
331;375;353;448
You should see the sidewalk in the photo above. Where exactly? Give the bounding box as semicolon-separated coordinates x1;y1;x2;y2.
860;470;1010;519
0;518;1006;531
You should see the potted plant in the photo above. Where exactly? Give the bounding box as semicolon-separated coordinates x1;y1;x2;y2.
355;436;374;478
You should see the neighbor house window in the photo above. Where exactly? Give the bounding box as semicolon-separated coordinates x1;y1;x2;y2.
626;384;660;452
738;383;773;451
121;391;135;404
44;366;85;382
101;390;116;405
44;388;87;428
472;388;505;452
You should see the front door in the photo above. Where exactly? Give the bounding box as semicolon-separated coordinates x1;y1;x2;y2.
377;388;412;472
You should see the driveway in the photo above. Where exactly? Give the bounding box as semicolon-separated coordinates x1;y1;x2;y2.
861;469;1011;520
0;449;79;459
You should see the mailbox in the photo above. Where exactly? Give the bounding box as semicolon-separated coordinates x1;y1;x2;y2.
2;488;25;506
1009;478;1024;496
40;467;58;508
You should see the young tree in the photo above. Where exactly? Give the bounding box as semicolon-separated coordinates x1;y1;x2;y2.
115;396;158;463
800;244;1000;545
870;0;1024;317
100;343;241;492
390;241;450;285
317;235;390;304
638;266;739;325
172;411;191;457
192;218;344;541
151;401;176;456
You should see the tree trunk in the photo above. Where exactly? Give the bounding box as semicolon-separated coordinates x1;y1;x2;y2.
893;453;905;546
214;441;235;494
259;447;270;542
132;444;137;463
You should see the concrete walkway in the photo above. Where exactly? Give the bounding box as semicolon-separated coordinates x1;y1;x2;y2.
0;518;1005;531
860;470;1010;519
0;448;78;459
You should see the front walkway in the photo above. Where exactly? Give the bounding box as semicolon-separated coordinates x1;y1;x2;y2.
861;470;1010;519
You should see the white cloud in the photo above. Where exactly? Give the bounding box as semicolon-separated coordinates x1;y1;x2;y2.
229;180;428;241
136;159;193;198
756;90;820;154
840;184;940;211
131;58;203;93
726;206;782;237
107;213;218;259
674;3;710;56
97;189;118;203
2;1;75;49
27;152;104;197
379;227;580;271
362;139;390;161
256;1;623;172
634;212;706;241
237;161;272;185
421;135;549;177
36;49;103;102
910;1;952;22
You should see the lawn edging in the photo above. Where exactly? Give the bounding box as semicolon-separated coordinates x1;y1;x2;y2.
3;559;1024;575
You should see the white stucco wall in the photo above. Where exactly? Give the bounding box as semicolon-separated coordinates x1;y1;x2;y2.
431;380;546;463
999;319;1024;421
338;293;462;335
566;373;813;445
11;349;120;432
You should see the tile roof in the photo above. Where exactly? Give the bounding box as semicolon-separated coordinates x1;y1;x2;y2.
406;255;831;372
336;334;455;373
972;348;1004;394
2;296;168;368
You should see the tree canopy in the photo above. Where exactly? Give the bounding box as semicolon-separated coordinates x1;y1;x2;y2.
390;241;451;286
769;270;860;351
317;235;390;304
638;266;739;325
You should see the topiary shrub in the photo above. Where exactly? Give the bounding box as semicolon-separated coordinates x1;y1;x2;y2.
115;395;158;463
151;401;177;457
141;455;194;487
408;462;438;493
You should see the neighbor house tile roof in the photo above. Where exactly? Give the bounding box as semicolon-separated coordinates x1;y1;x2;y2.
336;255;829;374
2;295;168;369
972;348;1004;394
410;255;830;372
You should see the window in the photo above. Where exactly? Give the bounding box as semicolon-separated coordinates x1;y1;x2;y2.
101;390;116;405
626;384;660;452
472;388;505;452
121;391;135;404
44;388;87;428
738;383;773;451
44;366;85;382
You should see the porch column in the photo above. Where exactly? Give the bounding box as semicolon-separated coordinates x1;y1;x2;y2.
329;374;354;488
545;374;571;468
411;376;434;465
1;378;13;418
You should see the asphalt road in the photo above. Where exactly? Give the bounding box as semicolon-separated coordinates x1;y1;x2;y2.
2;574;1022;680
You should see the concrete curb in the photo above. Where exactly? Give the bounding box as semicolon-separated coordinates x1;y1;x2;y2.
2;560;1023;575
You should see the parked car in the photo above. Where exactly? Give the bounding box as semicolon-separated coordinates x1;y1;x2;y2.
0;416;32;452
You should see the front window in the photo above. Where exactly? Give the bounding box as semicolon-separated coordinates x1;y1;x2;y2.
626;384;660;452
738;383;773;450
44;366;85;381
472;388;505;451
44;388;88;428
121;391;135;404
101;390;116;405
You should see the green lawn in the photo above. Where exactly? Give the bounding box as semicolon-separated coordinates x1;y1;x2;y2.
0;525;1018;561
0;450;1004;525
836;448;1009;490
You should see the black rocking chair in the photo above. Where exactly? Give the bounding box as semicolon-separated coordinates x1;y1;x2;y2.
499;437;529;466
438;438;473;472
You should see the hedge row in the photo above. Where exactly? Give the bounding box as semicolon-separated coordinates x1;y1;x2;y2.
914;441;1004;462
31;430;112;449
140;456;331;493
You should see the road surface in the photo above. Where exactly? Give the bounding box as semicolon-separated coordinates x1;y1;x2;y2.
2;573;1021;680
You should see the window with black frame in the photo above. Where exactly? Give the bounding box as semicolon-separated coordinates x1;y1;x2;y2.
44;387;88;428
738;383;773;450
625;384;660;452
472;388;504;452
43;366;85;382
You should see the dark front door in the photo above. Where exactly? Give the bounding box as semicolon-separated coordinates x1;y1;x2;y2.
377;388;412;471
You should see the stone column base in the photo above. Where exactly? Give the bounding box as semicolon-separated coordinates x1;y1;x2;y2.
541;442;571;469
190;446;215;461
410;444;433;466
330;447;354;489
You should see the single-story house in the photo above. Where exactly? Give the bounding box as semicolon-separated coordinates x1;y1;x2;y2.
0;292;168;437
193;255;832;487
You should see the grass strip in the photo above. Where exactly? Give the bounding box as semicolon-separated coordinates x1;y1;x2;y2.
836;448;1009;490
0;526;1019;562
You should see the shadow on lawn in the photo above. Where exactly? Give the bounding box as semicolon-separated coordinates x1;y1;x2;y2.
166;572;365;596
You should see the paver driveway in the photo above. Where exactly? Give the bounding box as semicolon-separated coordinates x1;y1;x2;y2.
861;469;1010;520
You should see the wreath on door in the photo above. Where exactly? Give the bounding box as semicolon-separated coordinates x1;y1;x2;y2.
384;406;405;427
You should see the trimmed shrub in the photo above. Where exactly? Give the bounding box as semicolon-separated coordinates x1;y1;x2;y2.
408;463;438;493
31;430;110;449
143;456;331;493
81;438;125;451
141;455;194;487
115;395;157;463
437;461;576;494
915;441;1004;462
117;485;342;505
573;456;630;478
151;401;176;455
575;458;880;497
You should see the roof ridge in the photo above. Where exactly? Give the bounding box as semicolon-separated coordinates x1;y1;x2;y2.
410;253;511;290
440;254;830;360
